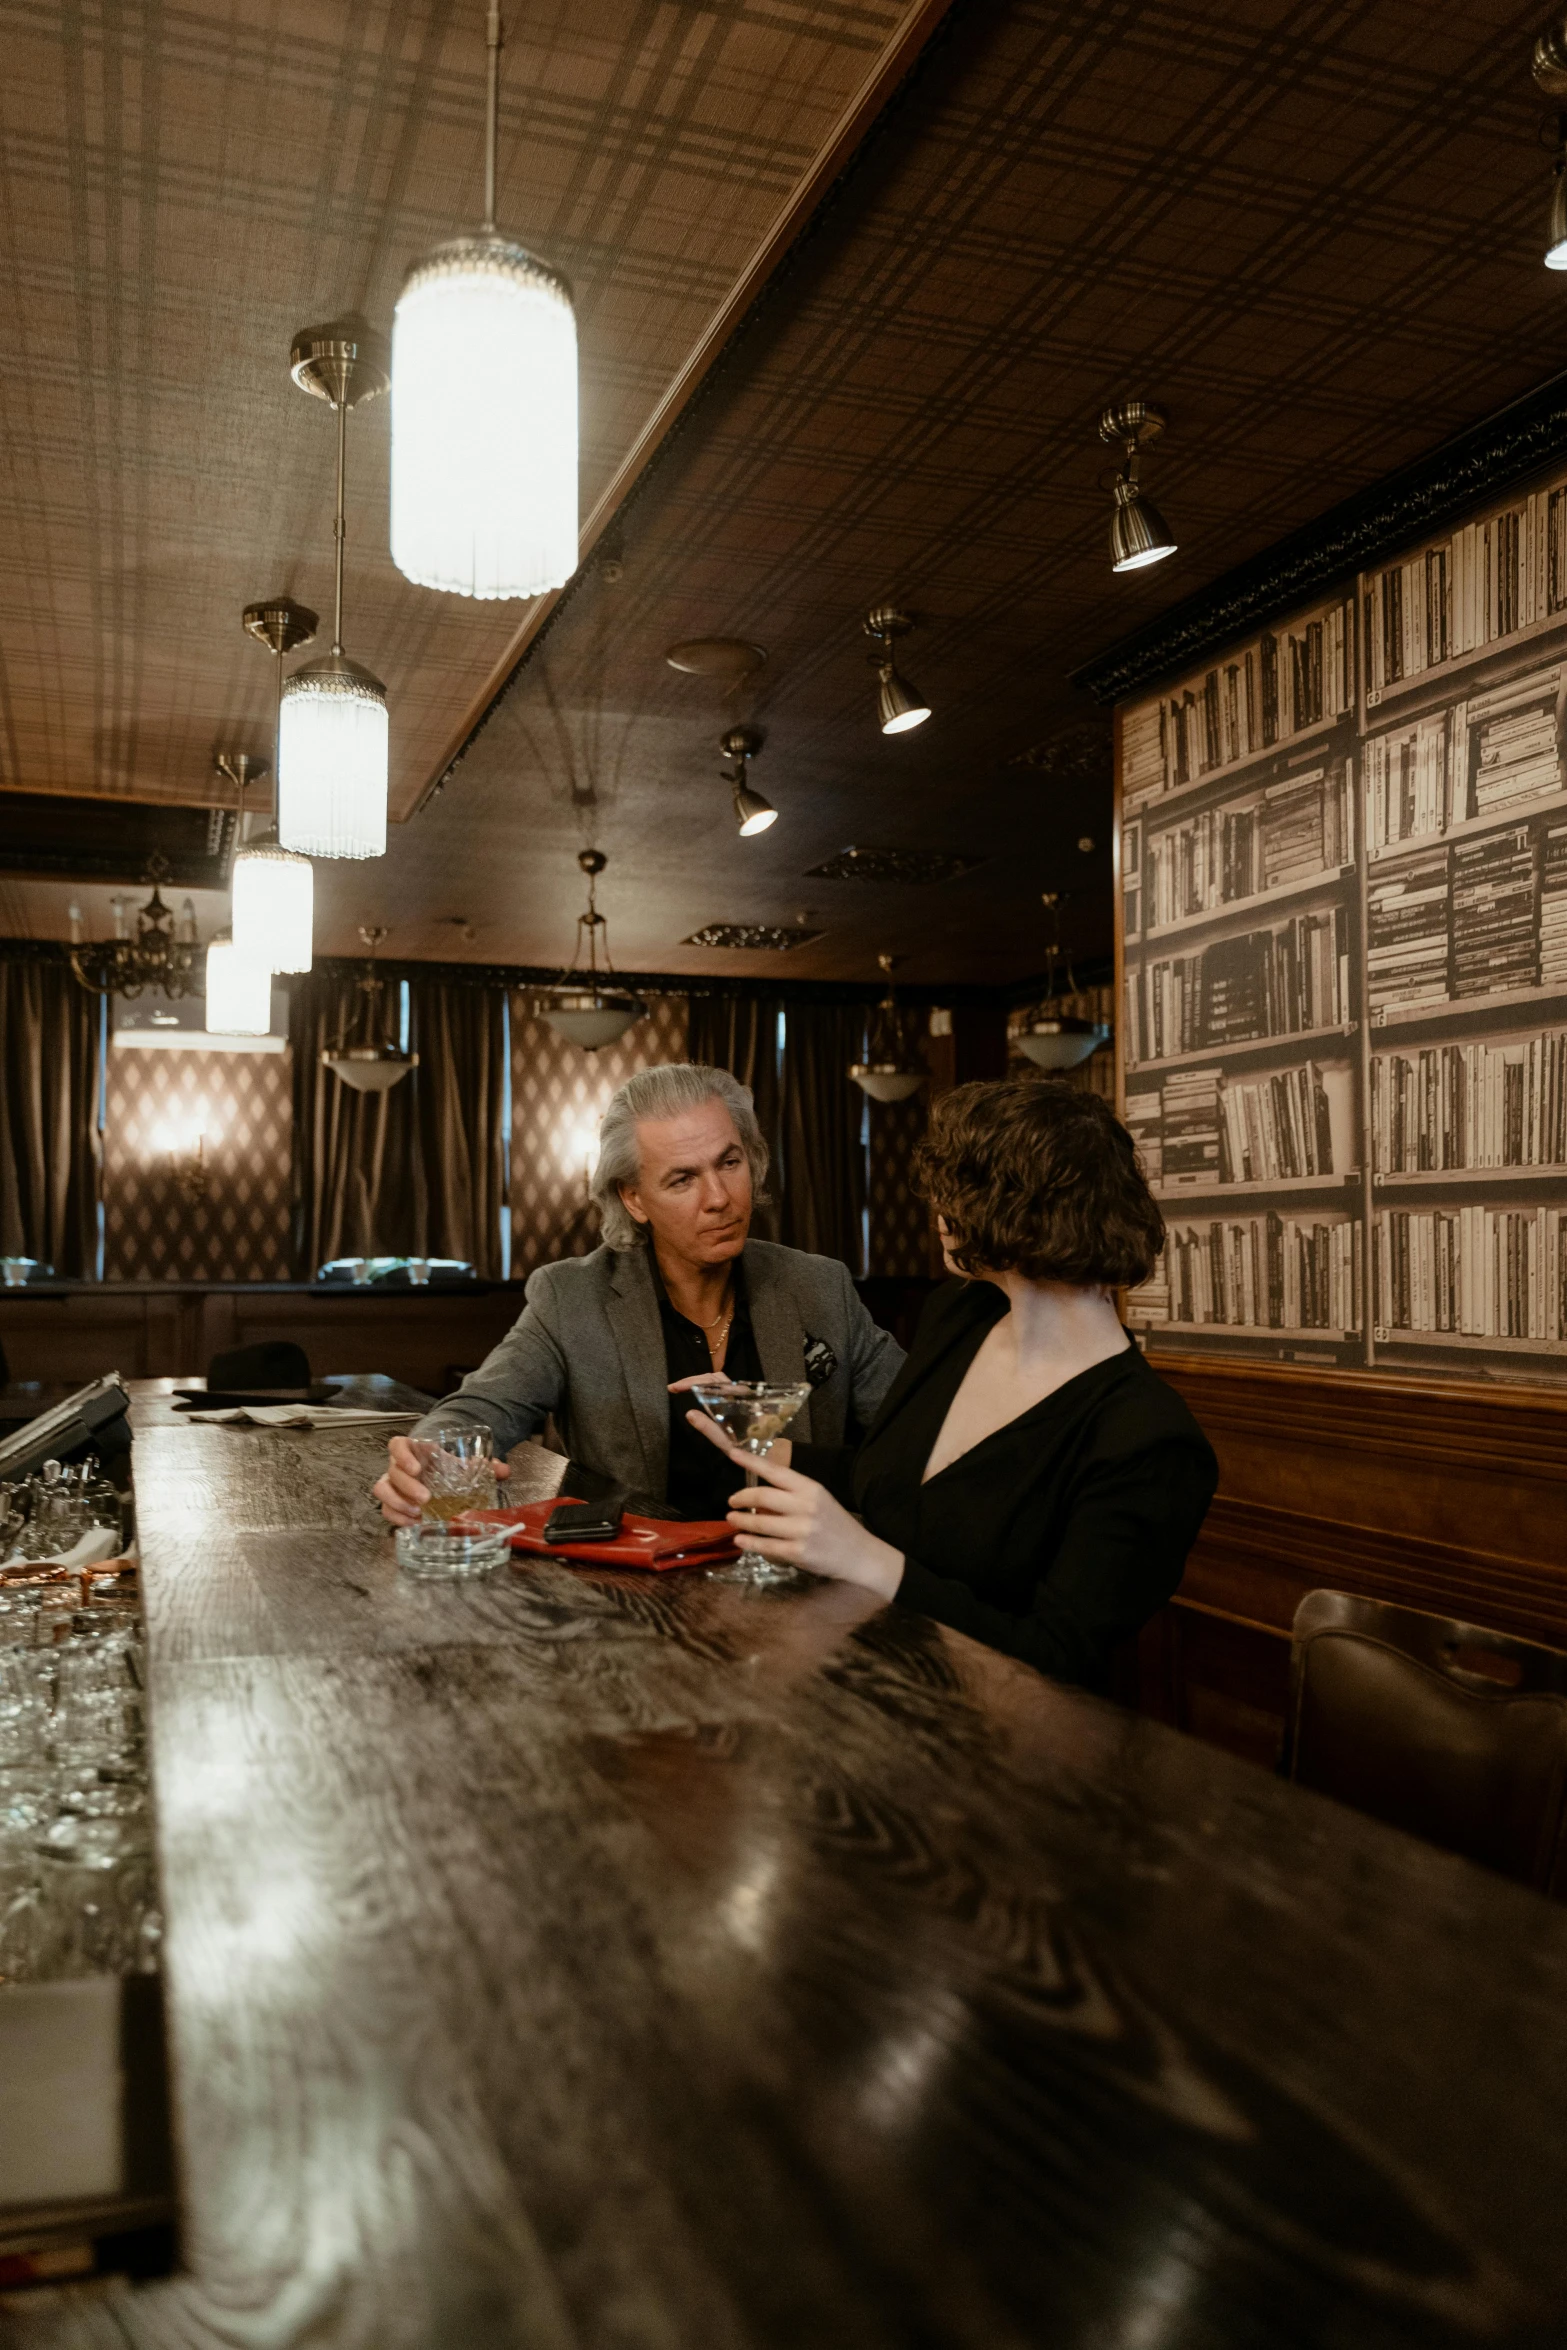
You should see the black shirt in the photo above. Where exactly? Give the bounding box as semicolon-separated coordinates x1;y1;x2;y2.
794;1278;1218;1691
652;1254;763;1520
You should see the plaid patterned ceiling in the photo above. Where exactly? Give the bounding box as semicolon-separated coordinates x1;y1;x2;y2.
0;0;912;815
4;0;1564;989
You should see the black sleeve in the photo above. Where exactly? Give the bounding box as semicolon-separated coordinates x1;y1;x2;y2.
788;1442;860;1508
893;1437;1217;1688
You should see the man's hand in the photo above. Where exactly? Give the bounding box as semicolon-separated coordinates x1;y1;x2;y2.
686;1411;899;1596
373;1434;511;1527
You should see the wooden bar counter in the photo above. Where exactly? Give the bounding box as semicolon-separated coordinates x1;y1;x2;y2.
6;1384;1567;2348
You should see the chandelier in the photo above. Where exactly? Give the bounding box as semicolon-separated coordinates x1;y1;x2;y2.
390;2;578;600
279;325;390;861
849;954;927;1102
68;856;202;1000
535;851;645;1050
1014;893;1110;1071
323;927;419;1093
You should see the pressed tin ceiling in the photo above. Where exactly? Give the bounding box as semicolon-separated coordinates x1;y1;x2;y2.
3;0;1567;986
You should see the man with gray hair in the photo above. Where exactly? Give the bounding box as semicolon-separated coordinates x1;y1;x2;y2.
374;1062;905;1524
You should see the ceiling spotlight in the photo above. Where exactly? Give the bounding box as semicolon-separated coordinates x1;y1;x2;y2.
391;3;578;598
280;324;390;859
1531;24;1567;264
1099;402;1177;574
863;608;931;735
721;726;776;836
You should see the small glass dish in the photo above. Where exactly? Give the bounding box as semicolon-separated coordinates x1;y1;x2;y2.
394;1520;509;1579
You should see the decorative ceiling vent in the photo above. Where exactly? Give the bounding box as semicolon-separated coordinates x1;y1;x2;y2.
683;923;824;951
1008;722;1113;783
804;845;985;885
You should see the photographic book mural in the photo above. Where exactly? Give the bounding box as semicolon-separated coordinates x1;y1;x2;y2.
1118;473;1567;1381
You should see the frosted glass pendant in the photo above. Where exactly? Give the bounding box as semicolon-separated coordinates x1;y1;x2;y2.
232;833;314;973
205;928;271;1036
278;656;389;860
391;240;578;599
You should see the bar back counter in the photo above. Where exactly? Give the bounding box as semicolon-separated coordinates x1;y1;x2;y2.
5;1382;1567;2348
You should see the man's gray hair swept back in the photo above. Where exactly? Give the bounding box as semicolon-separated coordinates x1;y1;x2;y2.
590;1063;769;1250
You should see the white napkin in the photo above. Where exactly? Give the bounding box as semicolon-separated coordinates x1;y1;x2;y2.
1;1525;123;1572
183;1404;422;1429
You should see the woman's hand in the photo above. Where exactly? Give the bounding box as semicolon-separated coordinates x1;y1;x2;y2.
372;1435;510;1527
670;1376;791;1470
686;1411;902;1598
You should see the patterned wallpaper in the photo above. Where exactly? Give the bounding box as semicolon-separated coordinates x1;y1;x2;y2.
103;1046;293;1281
866;1090;936;1279
509;994;690;1276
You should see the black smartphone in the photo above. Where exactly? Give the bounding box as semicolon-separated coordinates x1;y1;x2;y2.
544;1495;626;1543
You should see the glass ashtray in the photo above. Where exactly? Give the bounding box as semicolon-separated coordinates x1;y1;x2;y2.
395;1520;509;1580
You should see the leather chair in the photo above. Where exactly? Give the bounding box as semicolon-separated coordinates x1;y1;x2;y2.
1284;1590;1567;1898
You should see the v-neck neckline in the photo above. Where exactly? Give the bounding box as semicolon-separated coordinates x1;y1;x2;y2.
917;1294;1135;1486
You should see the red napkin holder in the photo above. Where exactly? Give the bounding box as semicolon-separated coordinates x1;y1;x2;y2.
469;1498;738;1571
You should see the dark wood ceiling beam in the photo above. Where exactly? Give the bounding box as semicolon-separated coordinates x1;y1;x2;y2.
412;0;962;815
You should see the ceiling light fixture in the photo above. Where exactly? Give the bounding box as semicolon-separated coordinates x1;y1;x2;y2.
322;927;419;1092
1014;892;1109;1071
68;853;202;1000
863;608;931;735
1099;401;1177;573
205;926;272;1038
390;2;578;599
237;601;319;972
279;324;390;860
850;954;928;1103
722;726;776;836
1531;21;1567;264
535;851;645;1051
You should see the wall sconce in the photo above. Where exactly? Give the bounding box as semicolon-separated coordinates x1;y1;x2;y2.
154;1119;209;1204
565;1115;602;1198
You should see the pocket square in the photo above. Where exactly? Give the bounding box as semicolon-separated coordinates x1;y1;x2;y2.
803;1334;839;1388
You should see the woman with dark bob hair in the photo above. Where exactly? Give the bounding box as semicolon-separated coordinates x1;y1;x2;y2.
689;1077;1217;1689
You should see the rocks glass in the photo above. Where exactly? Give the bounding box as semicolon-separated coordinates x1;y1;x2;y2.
394;1425;508;1579
688;1381;812;1588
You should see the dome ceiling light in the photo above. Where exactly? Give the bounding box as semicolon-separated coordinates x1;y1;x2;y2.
237;599;319;972
850;954;928;1103
863;608;931;735
1099;401;1177;574
1531;19;1567;265
535;851;646;1051
280;323;390;861
391;2;578;600
663;637;767;679
322;926;419;1093
722;725;777;836
1015;892;1109;1072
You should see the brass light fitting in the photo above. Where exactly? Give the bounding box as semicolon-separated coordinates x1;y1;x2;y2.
850;954;927;1103
722;725;776;836
1099;402;1177;573
1531;18;1567;266
863;608;931;735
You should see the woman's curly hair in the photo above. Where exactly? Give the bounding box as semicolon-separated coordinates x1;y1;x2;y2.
912;1078;1164;1287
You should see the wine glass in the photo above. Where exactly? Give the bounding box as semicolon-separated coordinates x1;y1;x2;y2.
688;1382;812;1588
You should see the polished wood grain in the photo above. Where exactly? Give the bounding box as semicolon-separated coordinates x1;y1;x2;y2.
6;1385;1567;2347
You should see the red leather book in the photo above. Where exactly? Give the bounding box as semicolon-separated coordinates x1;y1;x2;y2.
468;1499;738;1571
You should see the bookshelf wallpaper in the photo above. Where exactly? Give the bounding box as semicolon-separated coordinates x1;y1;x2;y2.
1118;467;1567;1384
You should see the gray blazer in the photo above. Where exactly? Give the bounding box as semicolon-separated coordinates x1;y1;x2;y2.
412;1240;906;1498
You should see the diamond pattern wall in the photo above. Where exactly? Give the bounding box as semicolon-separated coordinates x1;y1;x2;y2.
103;1046;292;1281
865;1091;936;1280
509;996;690;1276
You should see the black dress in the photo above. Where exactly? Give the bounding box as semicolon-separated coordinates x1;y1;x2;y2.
794;1279;1218;1692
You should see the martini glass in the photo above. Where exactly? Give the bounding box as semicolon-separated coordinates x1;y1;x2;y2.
689;1381;812;1588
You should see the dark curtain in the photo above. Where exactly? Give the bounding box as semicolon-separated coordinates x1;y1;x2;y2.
290;971;509;1279
688;993;784;1241
0;957;102;1275
290;970;420;1277
407;977;508;1276
778;1002;867;1274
